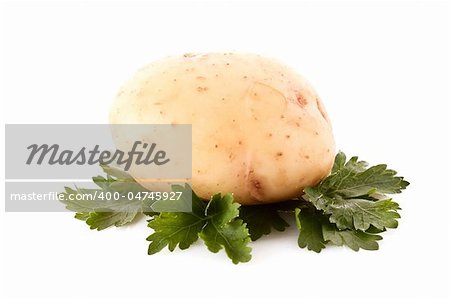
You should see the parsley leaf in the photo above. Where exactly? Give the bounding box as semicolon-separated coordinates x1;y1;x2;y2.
295;205;384;252
199;194;252;264
147;211;205;253
295;206;327;252
239;203;290;241
304;188;401;230
147;185;206;253
60;164;148;230
303;152;407;231
318;152;409;197
326;197;400;230
147;188;252;264
81;210;142;230
322;224;382;251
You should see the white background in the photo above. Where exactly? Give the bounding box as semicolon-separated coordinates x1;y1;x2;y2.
1;1;449;298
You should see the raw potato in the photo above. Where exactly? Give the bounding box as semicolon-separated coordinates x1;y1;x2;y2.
110;53;335;205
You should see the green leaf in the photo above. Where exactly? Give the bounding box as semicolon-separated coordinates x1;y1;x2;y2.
331;151;344;172
74;212;90;221
294;205;385;252
319;152;409;198
199;193;252;264
303;152;407;231
239;203;290;241
327;198;400;230
147;186;206;254
147;213;206;254
85;210;141;231
295;207;327;253
99;163;136;181
60;164;149;230
322;224;382;251
147;190;251;264
61;186;144;230
304;189;401;231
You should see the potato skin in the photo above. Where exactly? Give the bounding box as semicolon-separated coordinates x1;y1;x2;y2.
110;53;335;204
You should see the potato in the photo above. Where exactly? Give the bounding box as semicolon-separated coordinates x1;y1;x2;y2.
110;53;335;204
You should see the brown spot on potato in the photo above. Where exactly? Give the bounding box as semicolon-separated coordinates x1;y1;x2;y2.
268;133;273;137
183;53;197;58
245;168;265;201
286;135;290;139
197;86;208;92
305;155;310;159
251;179;262;192
238;140;242;145
295;90;308;107
249;182;265;201
276;152;283;157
